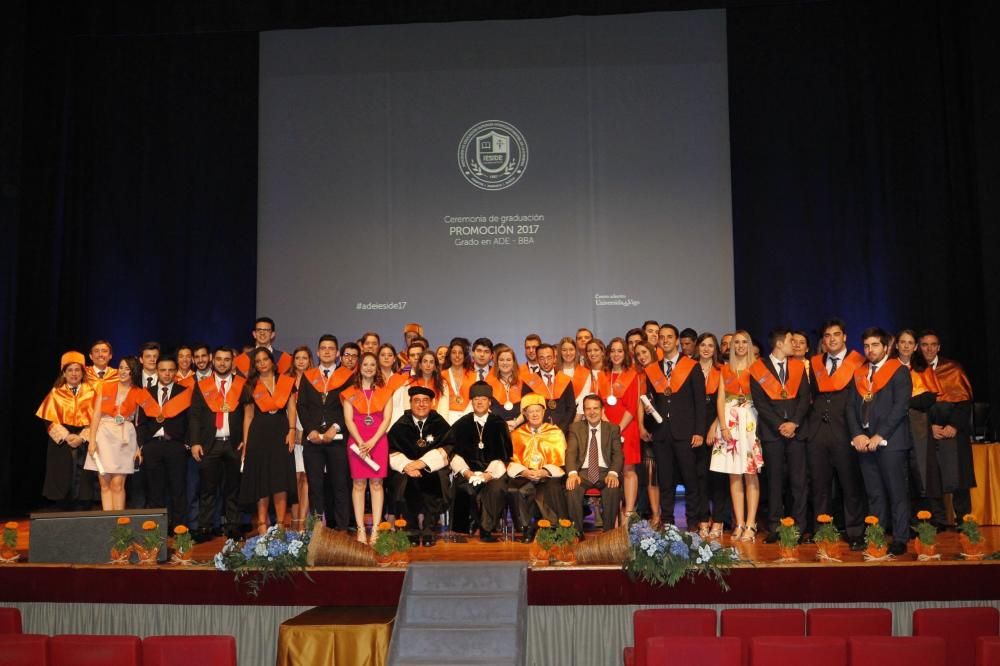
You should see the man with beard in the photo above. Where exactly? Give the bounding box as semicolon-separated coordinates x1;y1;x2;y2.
387;386;452;546
441;381;513;542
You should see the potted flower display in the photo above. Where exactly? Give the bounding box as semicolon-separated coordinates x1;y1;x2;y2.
134;520;164;564
958;514;985;560
624;518;741;590
551;519;579;565
912;511;938;560
1;521;19;563
775;517;800;561
813;514;843;562
172;525;194;564
529;520;557;566
372;519;411;566
110;516;135;564
863;516;889;560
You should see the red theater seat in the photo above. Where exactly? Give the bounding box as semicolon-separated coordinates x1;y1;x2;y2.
631;608;717;666
646;636;741;666
50;634;142;666
0;608;21;634
913;607;1000;666
977;637;1000;666
849;636;946;666
143;635;237;666
749;636;846;666
0;634;48;665
806;607;893;637
720;608;805;665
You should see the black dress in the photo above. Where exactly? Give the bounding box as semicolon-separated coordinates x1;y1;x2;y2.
238;391;298;507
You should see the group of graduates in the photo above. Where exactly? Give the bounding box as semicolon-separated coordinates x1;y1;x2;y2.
36;316;975;553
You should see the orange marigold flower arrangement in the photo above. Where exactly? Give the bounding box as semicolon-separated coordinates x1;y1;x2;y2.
813;514;840;544
378;521;392;531
117;516;131;526
863;515;887;556
775;517;800;550
173;525;193;556
958;513;985;559
912;511;937;547
138;520;163;552
372;519;410;559
537;519;552;529
394;519;407;528
2;521;17;553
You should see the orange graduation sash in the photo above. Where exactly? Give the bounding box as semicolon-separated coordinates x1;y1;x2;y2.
175;372;196;389
933;360;973;403
85;366;120;387
518;365;539;385
911;366;942;398
523;370;572;402
608;368;637;401
98;382;151;419
749;358;805;400
487;374;523;405
198;375;246;414
644;356;697;397
722;365;752;397
811;351;864;393
252;374;295;412
303;366;353;396
141;387;193;419
570;365;591;397
853;358;903;400
704;365;721;395
444;369;476;411
340;384;392;414
36;384;96;427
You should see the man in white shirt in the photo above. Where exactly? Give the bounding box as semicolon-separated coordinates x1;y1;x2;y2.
565;395;623;533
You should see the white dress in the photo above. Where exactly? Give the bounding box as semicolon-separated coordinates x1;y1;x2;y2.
83;395;138;475
709;397;764;475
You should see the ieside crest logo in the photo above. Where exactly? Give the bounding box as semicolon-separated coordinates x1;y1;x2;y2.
457;120;528;191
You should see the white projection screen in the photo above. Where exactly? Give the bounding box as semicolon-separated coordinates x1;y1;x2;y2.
258;10;734;351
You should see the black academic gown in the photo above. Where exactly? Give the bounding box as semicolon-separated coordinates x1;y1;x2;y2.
387;410;452;530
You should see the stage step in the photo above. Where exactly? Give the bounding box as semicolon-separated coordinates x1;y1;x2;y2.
389;562;527;666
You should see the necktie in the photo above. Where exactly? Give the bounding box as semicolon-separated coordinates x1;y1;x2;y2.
98;370;105;379
868;365;876;383
829;356;838;374
544;373;552;388
216;379;227;429
587;427;600;483
71;386;78;396
778;362;786;385
478;369;485;381
147;376;154;389
323;368;330;379
665;360;673;378
161;386;169;406
417;420;424;429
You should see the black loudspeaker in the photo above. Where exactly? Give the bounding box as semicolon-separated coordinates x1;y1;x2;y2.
29;508;169;564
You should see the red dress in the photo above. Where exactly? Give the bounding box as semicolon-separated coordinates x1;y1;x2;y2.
604;369;640;465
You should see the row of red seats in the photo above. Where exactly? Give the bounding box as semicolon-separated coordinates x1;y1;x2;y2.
639;635;1000;666
623;607;1000;666
0;632;235;665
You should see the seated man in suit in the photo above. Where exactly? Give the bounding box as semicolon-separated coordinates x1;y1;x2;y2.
387;386;452;546
507;394;567;543
847;327;913;556
442;381;513;543
565;394;623;534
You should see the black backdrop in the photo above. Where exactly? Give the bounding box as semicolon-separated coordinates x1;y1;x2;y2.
2;0;997;515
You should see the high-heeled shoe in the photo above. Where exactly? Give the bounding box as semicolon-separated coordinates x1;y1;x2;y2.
698;522;711;539
650;514;663;529
731;524;745;541
741;523;757;543
356;528;368;544
369;529;379;546
708;523;724;540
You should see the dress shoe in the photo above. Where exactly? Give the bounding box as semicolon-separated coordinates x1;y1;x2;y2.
192;529;214;544
521;527;536;544
479;528;498;543
421;531;436;547
763;532;779;544
888;540;907;557
848;537;865;552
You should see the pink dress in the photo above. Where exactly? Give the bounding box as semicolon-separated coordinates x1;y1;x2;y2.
346;388;389;479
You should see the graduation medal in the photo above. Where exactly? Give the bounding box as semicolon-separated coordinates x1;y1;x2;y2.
663;387;672;398
364;414;374;426
546;399;557;410
780;390;788;399
416;438;427;448
503;401;514;411
156;415;165;423
114;415;125;425
222;401;230;413
737;394;747;406
455;395;463;405
607;395;618;406
863;392;874;403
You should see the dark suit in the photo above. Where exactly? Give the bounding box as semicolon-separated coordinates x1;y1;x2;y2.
565;420;624;531
137;383;189;529
296;373;352;530
804;355;867;538
750;357;811;531
846;361;912;540
645;358;707;527
188;376;244;535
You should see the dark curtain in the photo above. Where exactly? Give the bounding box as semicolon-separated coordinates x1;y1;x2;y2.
4;4;257;514
3;0;997;514
727;0;999;417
